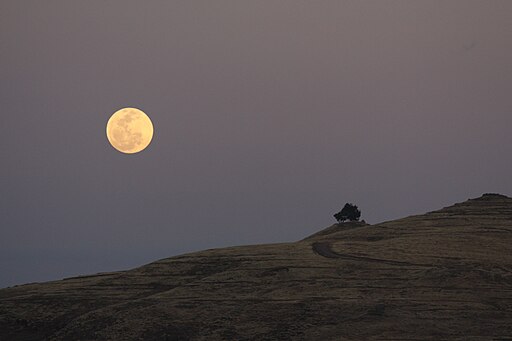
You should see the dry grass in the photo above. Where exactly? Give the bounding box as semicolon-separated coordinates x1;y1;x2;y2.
1;194;512;340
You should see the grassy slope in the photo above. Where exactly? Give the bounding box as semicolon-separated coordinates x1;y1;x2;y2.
1;194;512;340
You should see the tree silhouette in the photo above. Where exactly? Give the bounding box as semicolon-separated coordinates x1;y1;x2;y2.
334;203;361;223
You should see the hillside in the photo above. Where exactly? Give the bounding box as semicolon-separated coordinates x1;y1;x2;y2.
1;194;512;340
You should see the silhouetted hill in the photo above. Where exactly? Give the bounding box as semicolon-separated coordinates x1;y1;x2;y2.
1;194;512;340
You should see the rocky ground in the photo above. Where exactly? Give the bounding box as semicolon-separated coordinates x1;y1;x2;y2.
1;194;512;340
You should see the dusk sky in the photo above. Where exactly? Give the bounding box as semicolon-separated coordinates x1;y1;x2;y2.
2;1;511;288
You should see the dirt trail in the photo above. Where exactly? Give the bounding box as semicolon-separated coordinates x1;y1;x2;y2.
311;242;433;267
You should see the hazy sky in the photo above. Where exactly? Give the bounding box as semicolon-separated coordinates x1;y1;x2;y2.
1;1;511;288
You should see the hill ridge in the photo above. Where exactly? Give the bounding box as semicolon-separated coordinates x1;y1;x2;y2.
1;194;512;340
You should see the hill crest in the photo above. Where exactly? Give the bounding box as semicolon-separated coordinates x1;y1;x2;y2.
1;194;512;340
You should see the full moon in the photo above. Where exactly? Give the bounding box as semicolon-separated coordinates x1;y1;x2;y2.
106;108;154;154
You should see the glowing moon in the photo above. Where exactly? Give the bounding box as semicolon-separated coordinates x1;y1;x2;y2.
106;108;154;154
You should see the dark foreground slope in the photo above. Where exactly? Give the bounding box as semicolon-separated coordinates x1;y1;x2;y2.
1;194;512;340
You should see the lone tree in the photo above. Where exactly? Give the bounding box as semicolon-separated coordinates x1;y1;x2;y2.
334;203;361;223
